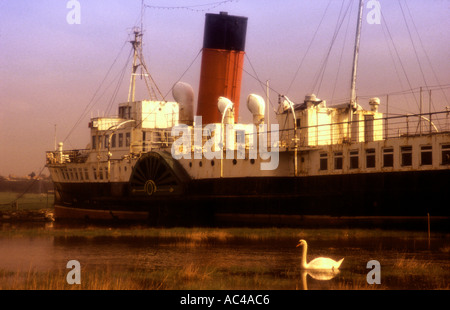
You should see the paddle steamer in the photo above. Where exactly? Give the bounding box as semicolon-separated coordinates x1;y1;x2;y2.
45;5;450;226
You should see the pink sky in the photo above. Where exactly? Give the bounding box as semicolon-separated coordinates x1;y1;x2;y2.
1;0;449;176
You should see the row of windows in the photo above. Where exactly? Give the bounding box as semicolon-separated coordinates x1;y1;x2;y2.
319;144;450;171
58;166;129;182
92;132;131;149
59;167;91;181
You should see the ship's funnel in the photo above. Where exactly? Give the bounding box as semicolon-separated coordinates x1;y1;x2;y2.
197;12;248;124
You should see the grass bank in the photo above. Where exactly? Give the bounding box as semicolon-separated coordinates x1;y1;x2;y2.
0;192;54;211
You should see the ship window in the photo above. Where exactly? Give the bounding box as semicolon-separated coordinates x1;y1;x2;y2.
383;148;394;167
441;144;450;165
104;135;109;149
92;135;97;149
119;106;131;119
364;115;374;142
349;150;359;169
69;168;74;180
118;133;123;147
296;118;301;128
126;132;131;147
84;168;89;180
111;134;116;148
99;168;103;180
319;153;328;171
366;148;376;168
79;168;83;181
401;146;412;166
334;152;343;170
93;168;97;180
420;145;432;166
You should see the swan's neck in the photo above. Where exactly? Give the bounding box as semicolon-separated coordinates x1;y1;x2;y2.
301;243;308;269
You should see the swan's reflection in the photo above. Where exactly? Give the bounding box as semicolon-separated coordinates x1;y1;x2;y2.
299;269;340;290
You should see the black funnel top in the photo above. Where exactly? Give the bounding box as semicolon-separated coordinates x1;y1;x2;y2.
203;12;248;51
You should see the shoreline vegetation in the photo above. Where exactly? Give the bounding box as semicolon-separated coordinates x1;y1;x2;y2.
0;192;54;210
0;192;54;223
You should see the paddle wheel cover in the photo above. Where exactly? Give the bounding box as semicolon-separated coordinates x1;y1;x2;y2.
129;151;189;196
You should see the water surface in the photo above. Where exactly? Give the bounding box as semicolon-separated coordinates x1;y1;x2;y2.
0;223;449;290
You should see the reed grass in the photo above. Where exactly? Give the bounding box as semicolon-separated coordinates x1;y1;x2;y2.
1;225;444;241
1;250;449;290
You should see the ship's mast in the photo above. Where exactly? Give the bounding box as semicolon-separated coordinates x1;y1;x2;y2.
127;28;142;103
348;0;364;138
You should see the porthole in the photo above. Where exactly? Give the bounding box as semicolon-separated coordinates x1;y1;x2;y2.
250;159;255;164
211;160;215;166
199;161;203;167
189;162;192;168
233;159;237;165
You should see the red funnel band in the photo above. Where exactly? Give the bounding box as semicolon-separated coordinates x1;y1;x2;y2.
197;48;245;124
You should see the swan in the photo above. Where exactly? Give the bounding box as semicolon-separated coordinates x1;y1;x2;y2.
297;239;344;271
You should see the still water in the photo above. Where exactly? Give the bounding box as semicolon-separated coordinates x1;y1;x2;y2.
0;223;449;290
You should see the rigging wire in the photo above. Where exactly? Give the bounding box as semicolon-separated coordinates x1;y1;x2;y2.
244;53;281;111
136;43;166;101
313;0;353;96
133;48;203;130
398;0;435;114
0;165;48;207
330;0;353;105
285;0;332;96
358;83;450;98
380;10;420;112
62;38;131;143
104;49;134;115
380;13;411;111
144;0;238;12
403;0;449;108
164;48;202;100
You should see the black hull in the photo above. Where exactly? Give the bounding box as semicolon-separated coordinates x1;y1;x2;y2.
52;169;450;228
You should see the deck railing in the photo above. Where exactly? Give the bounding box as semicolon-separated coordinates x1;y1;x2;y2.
46;149;90;165
277;110;450;149
46;110;450;162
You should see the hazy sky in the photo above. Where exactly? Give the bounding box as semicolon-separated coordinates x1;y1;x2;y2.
1;0;449;176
